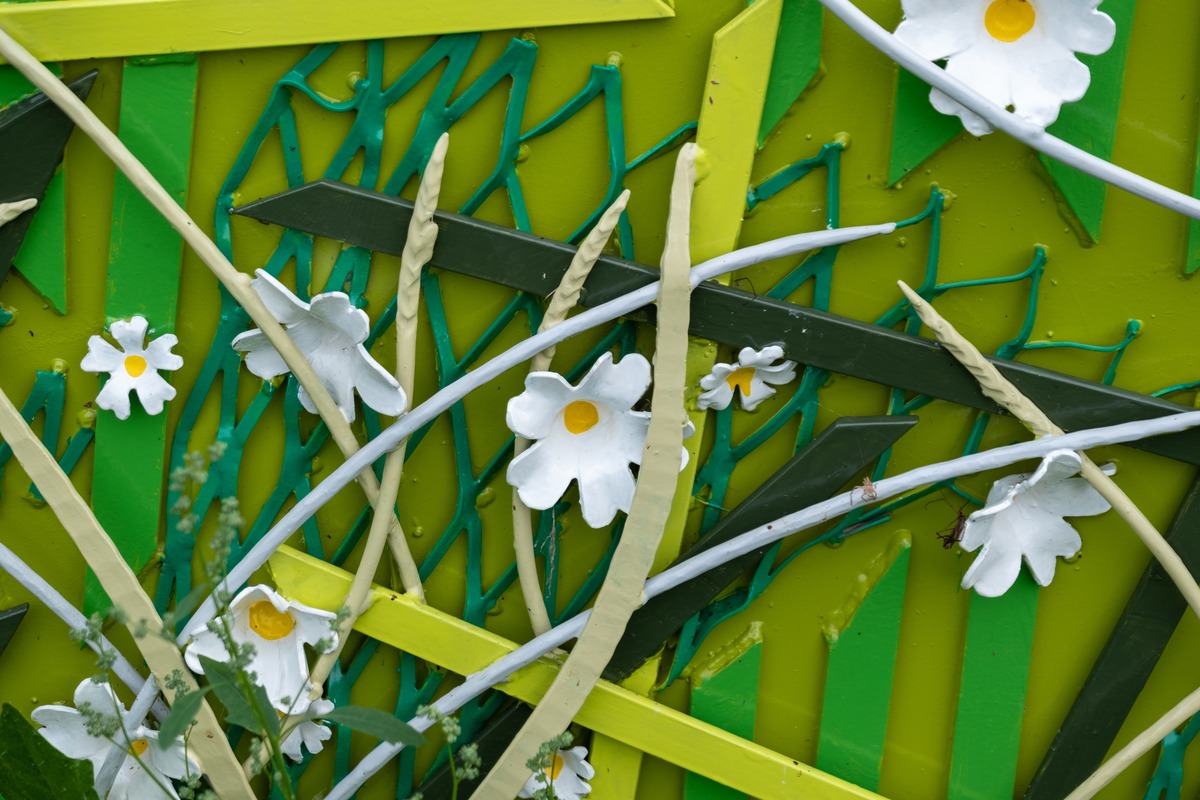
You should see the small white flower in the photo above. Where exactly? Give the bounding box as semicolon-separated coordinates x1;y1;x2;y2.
894;0;1116;135
32;678;194;800
519;746;594;800
231;269;406;422
80;315;182;420
280;695;335;762
697;345;797;412
184;584;338;710
507;352;691;529
960;449;1111;596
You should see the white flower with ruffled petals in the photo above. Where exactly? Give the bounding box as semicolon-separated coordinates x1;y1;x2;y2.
185;584;338;710
518;746;594;800
697;345;797;412
894;0;1116;135
961;449;1112;596
32;678;194;799
280;696;335;762
507;352;691;529
232;269;406;422
80;315;182;420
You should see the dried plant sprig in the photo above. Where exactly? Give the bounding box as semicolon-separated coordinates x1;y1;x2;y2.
514;190;631;636
897;280;1200;621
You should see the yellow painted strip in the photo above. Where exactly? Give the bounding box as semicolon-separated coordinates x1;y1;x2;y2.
0;0;674;62
269;546;885;800
658;0;783;571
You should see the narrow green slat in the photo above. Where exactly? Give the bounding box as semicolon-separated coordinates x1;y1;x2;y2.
757;0;823;147
1188;118;1200;273
888;67;960;185
85;55;197;614
685;626;763;800
1038;0;1135;243
948;573;1039;800
816;535;911;791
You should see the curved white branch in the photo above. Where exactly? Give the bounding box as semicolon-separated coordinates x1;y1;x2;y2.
819;0;1200;221
326;407;1200;799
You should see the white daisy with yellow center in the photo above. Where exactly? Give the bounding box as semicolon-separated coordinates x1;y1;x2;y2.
893;0;1116;135
518;746;594;800
506;352;692;529
232;269;407;422
32;678;194;800
80;315;183;420
697;345;797;412
184;584;338;710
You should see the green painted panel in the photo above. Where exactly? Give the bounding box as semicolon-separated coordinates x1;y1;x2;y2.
85;55;197;615
816;536;910;791
685;626;763;800
1188;120;1200;274
948;573;1039;800
757;0;823;147
888;68;960;186
1038;0;1136;243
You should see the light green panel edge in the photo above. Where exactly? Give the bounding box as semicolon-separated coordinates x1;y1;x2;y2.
816;533;911;791
757;0;823;147
85;55;197;614
947;573;1039;800
684;624;763;800
0;62;68;314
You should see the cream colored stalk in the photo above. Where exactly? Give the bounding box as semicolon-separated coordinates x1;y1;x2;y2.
898;280;1200;621
0;26;424;599
471;145;697;800
0;387;255;800
514;190;630;635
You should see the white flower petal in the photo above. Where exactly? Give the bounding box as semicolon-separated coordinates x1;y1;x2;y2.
509;440;576;511
133;371;176;416
96;372;137;420
577;460;637;528
699;363;736;392
894;16;977;60
579;352;651;410
508;373;574;439
308;291;371;344
1009;51;1091;128
251;269;311;325
739;376;777;412
1036;1;1115;54
961;518;1024;596
697;382;735;411
80;337;125;373
351;348;407;417
235;329;291;379
1022;515;1082;586
143;333;184;371
110;316;149;353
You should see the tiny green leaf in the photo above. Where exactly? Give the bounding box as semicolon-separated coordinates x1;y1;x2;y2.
0;704;100;800
156;686;210;749
199;655;277;736
172;583;210;620
323;706;425;746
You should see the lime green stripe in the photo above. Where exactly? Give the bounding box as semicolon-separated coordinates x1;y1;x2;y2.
948;573;1039;800
1188;122;1200;273
758;0;823;147
85;55;197;614
684;626;763;800
1038;0;1135;244
816;535;911;791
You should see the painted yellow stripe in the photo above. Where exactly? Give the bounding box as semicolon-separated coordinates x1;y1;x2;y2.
0;0;673;63
269;546;885;800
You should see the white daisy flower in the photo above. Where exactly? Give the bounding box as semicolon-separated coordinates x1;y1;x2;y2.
184;584;338;710
80;315;182;420
280;696;335;762
697;345;797;412
961;449;1112;597
893;0;1116;135
32;678;194;800
231;269;406;422
506;352;692;529
518;746;594;800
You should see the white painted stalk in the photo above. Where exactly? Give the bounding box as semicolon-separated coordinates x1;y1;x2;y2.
325;408;1200;799
818;0;1200;220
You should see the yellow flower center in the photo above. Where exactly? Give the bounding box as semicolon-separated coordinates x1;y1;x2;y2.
726;367;755;396
563;401;600;434
543;753;565;780
248;600;295;640
124;354;147;378
985;0;1036;42
129;738;149;757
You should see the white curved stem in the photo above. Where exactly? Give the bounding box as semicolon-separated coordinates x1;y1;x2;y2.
326;407;1200;798
818;0;1200;220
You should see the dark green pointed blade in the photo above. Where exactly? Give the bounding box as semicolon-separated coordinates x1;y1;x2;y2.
235;180;1200;466
416;700;530;799
604;415;917;683
1024;471;1200;800
0;604;28;658
0;71;95;283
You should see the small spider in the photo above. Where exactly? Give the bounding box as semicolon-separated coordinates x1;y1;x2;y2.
859;477;878;502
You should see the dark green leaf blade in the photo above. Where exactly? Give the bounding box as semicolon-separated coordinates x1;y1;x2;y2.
156;687;210;749
198;654;277;736
324;706;425;746
0;704;100;800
